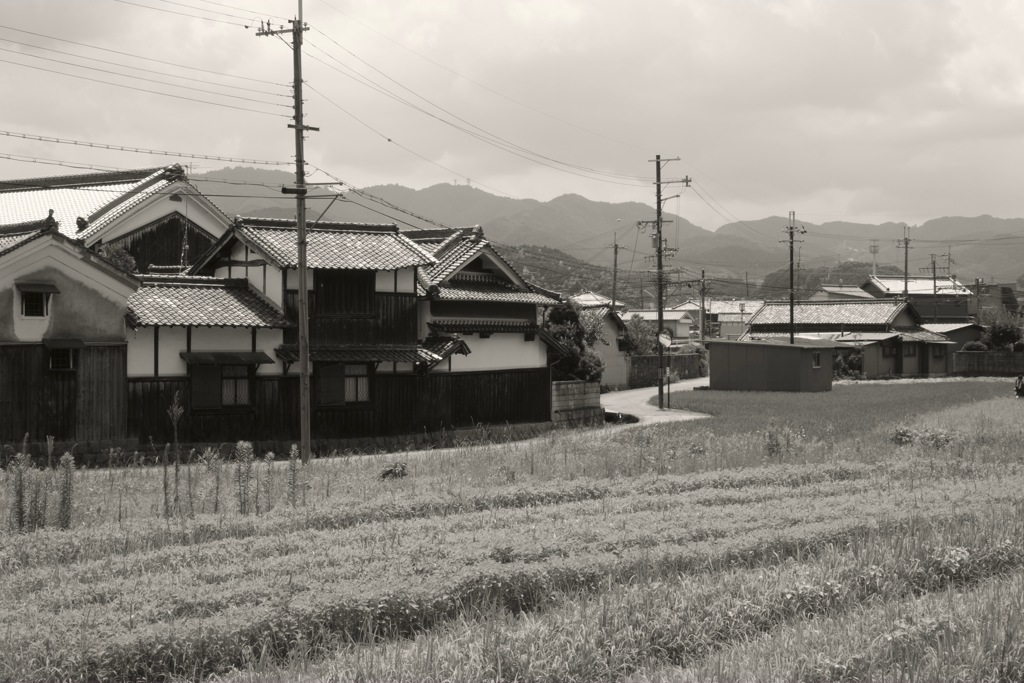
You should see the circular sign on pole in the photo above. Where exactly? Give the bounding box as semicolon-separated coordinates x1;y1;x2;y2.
658;332;672;348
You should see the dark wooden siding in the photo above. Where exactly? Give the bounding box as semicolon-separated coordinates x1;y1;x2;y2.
109;215;216;273
125;367;551;443
285;291;417;346
0;345;127;444
77;346;128;441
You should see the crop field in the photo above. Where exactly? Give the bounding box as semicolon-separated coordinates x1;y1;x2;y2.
2;379;1023;682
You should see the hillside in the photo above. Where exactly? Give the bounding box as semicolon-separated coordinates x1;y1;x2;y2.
192;167;1024;287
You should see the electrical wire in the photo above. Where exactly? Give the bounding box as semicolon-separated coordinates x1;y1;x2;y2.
0;130;293;166
111;0;250;27
0;48;289;109
1;58;288;118
0;24;286;86
0;37;289;98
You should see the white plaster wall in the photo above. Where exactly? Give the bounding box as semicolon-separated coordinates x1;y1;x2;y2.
1;239;135;343
91;192;229;246
437;334;546;372
126;326;284;377
213;242;284;306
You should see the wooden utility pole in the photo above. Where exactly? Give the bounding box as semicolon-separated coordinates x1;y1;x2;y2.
897;225;912;298
258;1;318;463
644;156;687;410
782;211;806;344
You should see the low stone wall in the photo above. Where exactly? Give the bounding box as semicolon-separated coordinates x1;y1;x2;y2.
628;353;701;389
955;351;1024;376
551;380;603;425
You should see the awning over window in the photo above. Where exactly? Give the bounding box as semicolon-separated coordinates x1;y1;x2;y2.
42;338;84;349
275;345;441;364
179;351;275;365
15;282;60;293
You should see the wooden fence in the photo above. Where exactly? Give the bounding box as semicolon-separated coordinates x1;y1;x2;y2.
954;351;1024;376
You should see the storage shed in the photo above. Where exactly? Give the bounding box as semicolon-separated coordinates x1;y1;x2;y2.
708;338;843;392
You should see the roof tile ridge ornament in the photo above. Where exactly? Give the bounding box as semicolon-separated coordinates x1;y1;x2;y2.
43;209;58;232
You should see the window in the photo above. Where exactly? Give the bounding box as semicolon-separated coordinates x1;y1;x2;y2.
221;365;250;406
932;345;946;358
49;348;75;371
882;345;897;358
317;363;370;406
903;344;917;357
22;292;49;317
812;352;821;368
16;283;59;317
191;364;252;409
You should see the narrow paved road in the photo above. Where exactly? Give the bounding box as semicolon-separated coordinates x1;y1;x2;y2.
600;376;711;425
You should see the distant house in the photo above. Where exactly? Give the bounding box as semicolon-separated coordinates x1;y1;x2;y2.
670;299;762;339
810;285;876;301
742;299;954;378
708;338;840;392
861;275;974;323
629;309;696;341
570;291;630;389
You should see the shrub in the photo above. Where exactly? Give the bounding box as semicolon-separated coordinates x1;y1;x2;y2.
962;340;988;352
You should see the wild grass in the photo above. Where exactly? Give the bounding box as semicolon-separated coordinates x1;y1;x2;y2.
0;379;1021;682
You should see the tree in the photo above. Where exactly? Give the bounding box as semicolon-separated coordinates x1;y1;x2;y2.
98;243;137;275
544;301;605;382
623;314;657;356
981;310;1023;350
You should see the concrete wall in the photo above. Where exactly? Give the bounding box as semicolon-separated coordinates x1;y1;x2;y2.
628;353;702;389
551;380;602;424
955;351;1024;376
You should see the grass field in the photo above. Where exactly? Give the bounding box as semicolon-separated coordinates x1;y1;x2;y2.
1;379;1022;682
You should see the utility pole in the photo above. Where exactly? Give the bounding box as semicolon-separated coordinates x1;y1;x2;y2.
869;239;879;276
642;155;687;410
607;230;627;311
682;271;711;341
258;1;318;463
782;211;806;344
897;225;912;298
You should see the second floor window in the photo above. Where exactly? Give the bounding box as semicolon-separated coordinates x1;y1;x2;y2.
16;283;59;317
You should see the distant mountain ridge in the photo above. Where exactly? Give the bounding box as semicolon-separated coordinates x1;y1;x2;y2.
192;167;1024;284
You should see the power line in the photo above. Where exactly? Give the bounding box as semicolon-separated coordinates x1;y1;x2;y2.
111;0;250;27
0;58;288;118
0;37;289;98
0;47;289;109
0;23;286;86
0;130;293;166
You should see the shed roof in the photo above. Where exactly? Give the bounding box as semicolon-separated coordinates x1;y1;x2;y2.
127;275;292;328
275;345;440;364
432;276;558;304
865;275;972;296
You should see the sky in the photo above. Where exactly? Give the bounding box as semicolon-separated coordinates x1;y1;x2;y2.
3;0;1024;235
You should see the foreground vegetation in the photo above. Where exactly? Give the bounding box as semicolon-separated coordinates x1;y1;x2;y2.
1;379;1021;682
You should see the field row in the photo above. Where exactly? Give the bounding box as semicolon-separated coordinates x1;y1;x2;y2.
2;472;1023;681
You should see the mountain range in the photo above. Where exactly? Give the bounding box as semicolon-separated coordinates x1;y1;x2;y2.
193;167;1024;292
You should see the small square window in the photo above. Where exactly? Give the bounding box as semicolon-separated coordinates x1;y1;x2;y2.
22;291;49;318
932;345;946;358
812;352;821;368
49;348;74;371
903;344;917;357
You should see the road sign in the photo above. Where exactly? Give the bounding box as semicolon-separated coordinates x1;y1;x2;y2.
658;332;672;347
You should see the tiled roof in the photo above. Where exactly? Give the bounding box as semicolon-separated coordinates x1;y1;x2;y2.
421;335;472;362
719;336;852;348
235;218;435;270
433;277;559;304
428;319;538;334
127;276;292;328
0;228;43;257
747;300;908;328
893;327;952;343
0;166;184;240
275;345;440;364
628;309;696;323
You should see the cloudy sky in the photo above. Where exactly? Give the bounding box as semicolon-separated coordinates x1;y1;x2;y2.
3;0;1023;233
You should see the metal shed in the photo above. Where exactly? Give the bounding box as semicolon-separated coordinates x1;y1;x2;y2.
708;338;844;392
